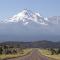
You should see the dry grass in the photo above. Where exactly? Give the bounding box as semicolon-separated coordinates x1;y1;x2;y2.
0;48;32;60
38;49;60;60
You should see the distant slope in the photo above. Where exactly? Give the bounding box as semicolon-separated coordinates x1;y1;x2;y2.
0;40;60;48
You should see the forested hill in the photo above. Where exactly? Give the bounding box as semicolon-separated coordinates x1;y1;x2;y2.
0;40;60;48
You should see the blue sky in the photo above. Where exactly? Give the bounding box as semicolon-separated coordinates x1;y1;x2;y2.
0;0;60;20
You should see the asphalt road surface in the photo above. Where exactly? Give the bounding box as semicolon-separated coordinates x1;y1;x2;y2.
7;49;56;60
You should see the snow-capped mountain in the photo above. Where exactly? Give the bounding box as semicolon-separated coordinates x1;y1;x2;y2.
0;9;60;42
8;9;48;25
1;9;60;26
2;9;60;26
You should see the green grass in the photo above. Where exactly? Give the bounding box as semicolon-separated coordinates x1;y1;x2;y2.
0;48;32;60
38;49;60;60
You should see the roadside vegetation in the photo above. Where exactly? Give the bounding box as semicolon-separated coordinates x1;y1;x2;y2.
0;45;32;60
39;48;60;60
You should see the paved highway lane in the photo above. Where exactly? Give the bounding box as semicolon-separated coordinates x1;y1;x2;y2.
7;49;56;60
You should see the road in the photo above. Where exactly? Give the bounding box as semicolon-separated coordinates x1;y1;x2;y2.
7;49;56;60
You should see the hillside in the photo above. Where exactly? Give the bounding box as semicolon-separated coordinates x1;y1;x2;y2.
0;40;60;48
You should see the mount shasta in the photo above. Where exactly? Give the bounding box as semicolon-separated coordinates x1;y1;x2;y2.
0;9;60;42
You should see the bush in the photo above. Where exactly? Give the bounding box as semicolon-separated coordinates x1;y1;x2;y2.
3;45;9;49
12;49;17;54
0;46;3;54
56;48;60;54
49;48;56;55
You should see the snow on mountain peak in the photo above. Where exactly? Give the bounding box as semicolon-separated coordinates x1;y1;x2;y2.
8;9;48;25
9;9;29;22
0;9;60;26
